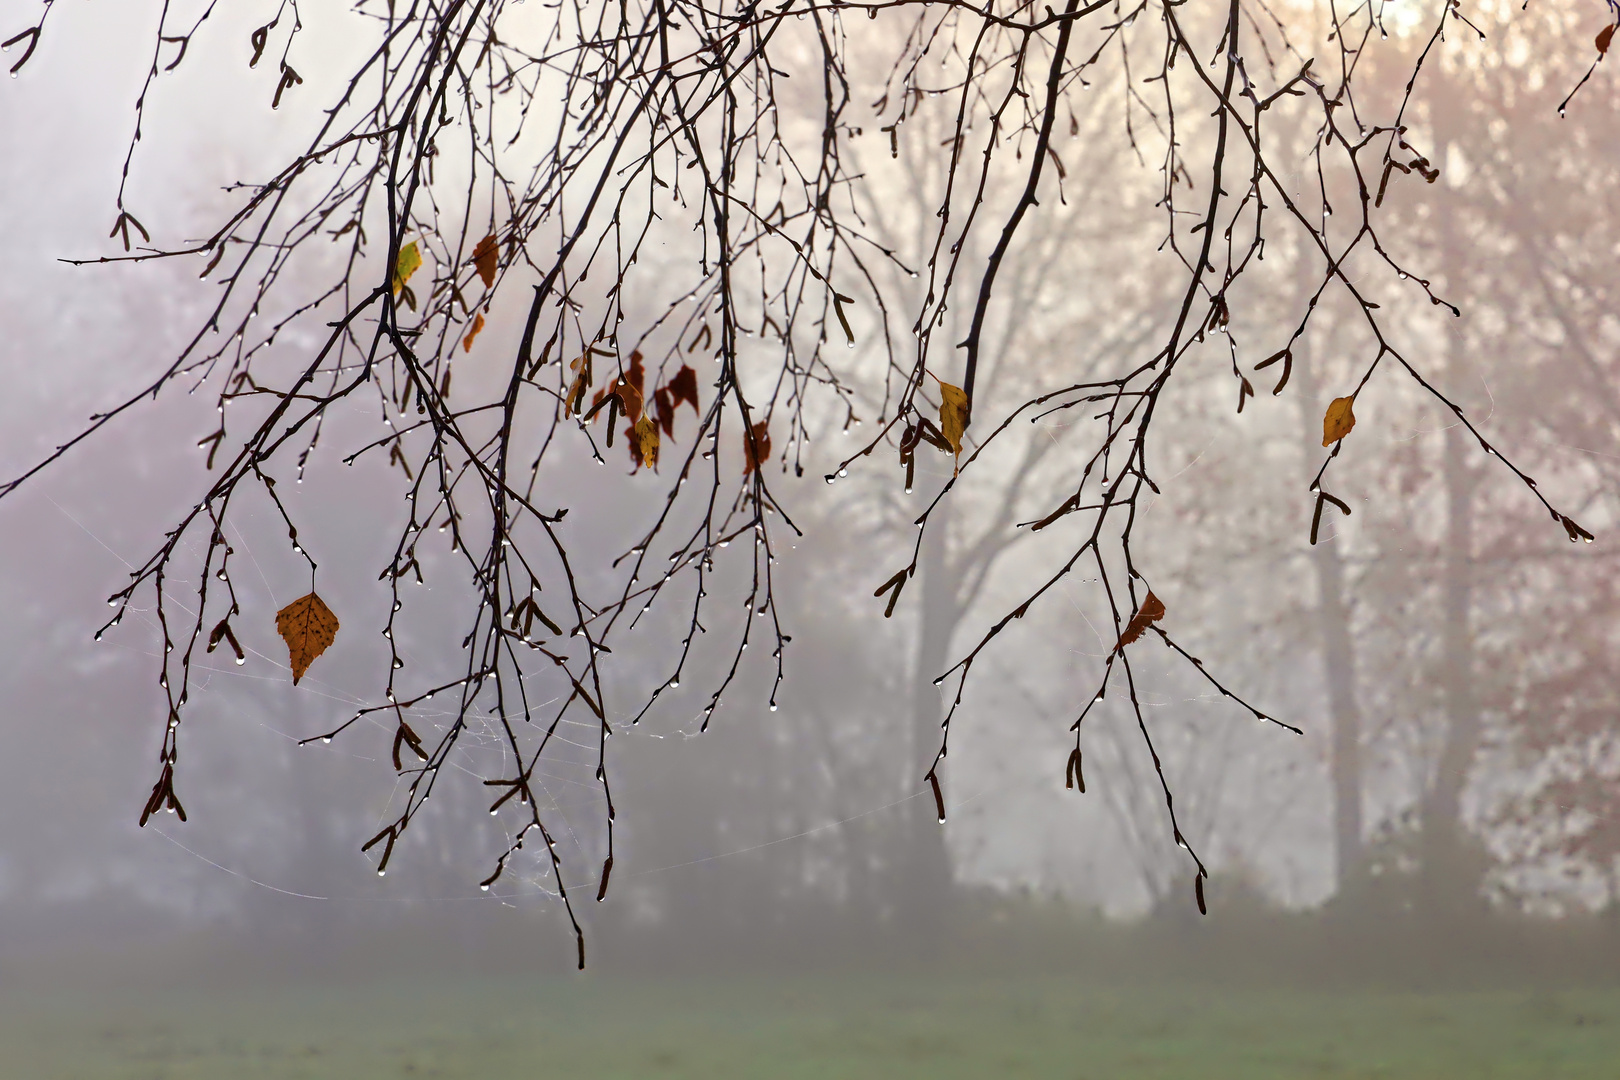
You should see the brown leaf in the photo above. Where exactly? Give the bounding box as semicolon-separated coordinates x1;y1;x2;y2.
937;379;968;456
653;387;676;438
630;416;660;471
616;379;643;425
1114;591;1165;652
666;364;700;415
275;592;340;685
589;378;642;427
624;351;646;397
1599;24;1615;55
462;312;485;353
471;233;499;289
1322;396;1356;447
743;420;771;475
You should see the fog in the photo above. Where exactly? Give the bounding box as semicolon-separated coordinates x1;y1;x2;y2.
3;2;1620;1076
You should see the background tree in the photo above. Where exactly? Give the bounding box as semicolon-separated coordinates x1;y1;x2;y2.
1;0;1606;964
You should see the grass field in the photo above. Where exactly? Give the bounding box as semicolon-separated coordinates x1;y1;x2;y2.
4;971;1619;1079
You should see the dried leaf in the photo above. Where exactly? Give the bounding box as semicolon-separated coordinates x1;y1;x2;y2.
666;365;700;415
1114;591;1165;652
471;233;499;289
937;379;969;455
1322;395;1356;447
616;379;643;425
588;378;642;428
392;241;422;296
743;420;771;475
1599;24;1615;55
624;351;646;397
653;387;676;438
462;312;485;353
275;592;340;685
630;416;660;471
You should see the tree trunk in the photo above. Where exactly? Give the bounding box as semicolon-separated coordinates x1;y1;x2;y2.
1316;539;1364;892
1294;342;1365;894
898;496;959;952
1421;422;1483;911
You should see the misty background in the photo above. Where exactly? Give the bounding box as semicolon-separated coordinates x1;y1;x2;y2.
2;9;1619;1075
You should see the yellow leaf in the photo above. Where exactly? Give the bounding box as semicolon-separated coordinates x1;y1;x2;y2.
1322;396;1356;447
938;380;968;456
392;240;422;296
462;312;485;353
631;416;660;470
471;233;498;289
275;592;340;685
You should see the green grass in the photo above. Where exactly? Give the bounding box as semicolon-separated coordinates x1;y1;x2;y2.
5;973;1620;1079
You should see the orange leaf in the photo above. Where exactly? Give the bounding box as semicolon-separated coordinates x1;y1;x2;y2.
743;420;771;475
1599;24;1615;55
462;312;485;353
471;233;498;289
1114;591;1165;652
275;592;340;685
1322;396;1356;447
